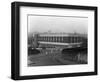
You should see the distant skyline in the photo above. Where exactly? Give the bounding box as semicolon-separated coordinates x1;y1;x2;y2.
28;15;88;36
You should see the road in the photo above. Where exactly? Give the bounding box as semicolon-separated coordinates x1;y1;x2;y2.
28;49;78;66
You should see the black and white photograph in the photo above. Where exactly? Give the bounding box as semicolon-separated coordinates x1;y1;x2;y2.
28;15;88;67
11;2;97;80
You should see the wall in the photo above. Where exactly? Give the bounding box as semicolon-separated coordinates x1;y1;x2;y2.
0;0;99;82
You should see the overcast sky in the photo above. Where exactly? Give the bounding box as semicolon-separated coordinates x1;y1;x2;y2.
28;15;88;36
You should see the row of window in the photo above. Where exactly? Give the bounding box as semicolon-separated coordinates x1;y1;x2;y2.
37;36;85;43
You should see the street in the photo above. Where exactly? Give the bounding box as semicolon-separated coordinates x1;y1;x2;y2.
28;48;79;66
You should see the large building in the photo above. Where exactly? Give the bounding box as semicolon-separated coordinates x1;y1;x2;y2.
33;32;87;48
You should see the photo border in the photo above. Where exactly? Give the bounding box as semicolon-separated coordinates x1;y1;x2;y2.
11;1;98;80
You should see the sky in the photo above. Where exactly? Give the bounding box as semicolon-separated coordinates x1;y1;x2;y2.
28;15;88;36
